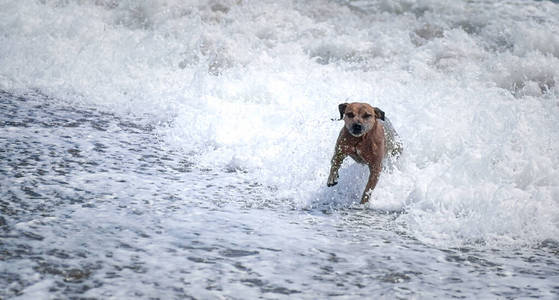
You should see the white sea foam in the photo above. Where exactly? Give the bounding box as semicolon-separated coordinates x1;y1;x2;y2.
1;0;558;247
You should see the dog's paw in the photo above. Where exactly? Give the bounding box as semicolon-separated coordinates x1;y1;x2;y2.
360;190;371;204
327;174;338;187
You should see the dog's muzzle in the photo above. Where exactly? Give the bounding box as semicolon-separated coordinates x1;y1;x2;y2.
351;123;363;135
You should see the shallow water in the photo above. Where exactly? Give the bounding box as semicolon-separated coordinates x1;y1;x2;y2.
2;91;558;299
1;0;559;298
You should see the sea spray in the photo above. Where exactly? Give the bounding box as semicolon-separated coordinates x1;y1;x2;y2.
1;0;558;248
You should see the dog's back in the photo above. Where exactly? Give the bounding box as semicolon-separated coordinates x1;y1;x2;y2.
382;117;403;158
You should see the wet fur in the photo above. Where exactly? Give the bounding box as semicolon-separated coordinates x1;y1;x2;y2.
327;102;394;204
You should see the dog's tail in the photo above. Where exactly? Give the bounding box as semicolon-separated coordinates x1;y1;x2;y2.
382;117;403;159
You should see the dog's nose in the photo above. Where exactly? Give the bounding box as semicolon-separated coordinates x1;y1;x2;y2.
351;123;362;134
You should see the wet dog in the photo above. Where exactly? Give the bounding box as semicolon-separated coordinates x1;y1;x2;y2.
327;102;402;203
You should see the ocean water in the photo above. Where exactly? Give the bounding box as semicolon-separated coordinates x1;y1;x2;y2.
1;0;559;298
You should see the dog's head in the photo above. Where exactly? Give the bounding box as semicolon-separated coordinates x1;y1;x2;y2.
338;102;385;137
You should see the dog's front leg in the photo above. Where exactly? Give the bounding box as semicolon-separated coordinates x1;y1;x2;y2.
327;144;347;187
361;163;381;204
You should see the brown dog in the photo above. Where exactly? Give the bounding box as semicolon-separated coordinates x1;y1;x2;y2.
327;102;387;204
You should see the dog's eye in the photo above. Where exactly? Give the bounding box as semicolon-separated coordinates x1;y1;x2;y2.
363;113;372;118
345;113;355;118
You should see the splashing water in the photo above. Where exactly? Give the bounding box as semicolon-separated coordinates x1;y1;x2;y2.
1;0;559;298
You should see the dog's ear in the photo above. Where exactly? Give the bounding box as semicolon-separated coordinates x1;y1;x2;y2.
338;103;348;120
374;107;385;121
